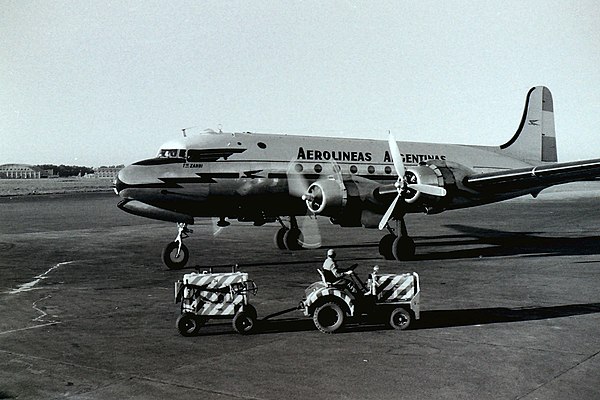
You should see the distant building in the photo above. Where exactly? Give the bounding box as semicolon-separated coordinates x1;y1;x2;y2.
0;164;42;179
88;165;124;179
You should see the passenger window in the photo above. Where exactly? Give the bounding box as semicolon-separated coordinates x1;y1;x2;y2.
314;164;323;173
350;165;358;174
368;166;375;174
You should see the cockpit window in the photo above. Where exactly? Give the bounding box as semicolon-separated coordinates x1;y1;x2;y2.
157;149;186;158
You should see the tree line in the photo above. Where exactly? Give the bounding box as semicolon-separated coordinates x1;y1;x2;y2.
35;164;95;177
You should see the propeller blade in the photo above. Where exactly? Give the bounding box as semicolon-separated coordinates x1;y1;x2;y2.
298;213;322;249
287;163;310;198
378;193;401;230
388;131;405;177
330;160;343;183
408;183;447;197
211;217;225;236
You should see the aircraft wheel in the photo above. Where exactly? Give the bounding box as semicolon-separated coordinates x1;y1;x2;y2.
379;234;396;260
176;313;202;336
273;227;288;250
233;310;257;335
389;307;411;330
392;236;415;261
313;301;345;334
162;241;189;270
283;228;303;250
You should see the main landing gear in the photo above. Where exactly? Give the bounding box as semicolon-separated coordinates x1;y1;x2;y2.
273;216;304;250
379;218;416;261
162;223;192;269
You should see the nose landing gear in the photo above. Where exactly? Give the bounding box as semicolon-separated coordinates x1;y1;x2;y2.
162;223;193;269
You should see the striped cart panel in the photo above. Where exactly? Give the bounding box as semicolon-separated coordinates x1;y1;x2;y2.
376;273;415;302
304;287;355;316
183;272;248;288
180;272;249;316
195;293;244;316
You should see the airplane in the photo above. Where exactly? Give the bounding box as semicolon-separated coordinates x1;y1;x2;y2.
115;86;600;269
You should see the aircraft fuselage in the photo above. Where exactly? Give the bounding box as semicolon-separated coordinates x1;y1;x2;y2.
116;131;541;227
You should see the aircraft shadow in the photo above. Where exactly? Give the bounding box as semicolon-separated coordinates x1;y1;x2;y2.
410;224;600;261
185;256;378;271
191;302;600;337
415;302;600;329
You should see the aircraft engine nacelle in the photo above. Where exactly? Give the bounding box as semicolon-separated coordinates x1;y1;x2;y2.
304;178;347;215
402;165;446;204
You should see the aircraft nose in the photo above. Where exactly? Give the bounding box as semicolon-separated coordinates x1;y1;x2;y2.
114;166;135;198
114;174;126;195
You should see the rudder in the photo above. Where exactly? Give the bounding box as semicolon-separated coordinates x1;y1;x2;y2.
500;86;557;163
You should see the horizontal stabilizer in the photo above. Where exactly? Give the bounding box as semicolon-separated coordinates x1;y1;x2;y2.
465;158;600;193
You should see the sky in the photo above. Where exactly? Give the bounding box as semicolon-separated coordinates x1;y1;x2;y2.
1;1;599;167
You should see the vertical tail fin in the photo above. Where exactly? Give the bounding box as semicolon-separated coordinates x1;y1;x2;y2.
500;86;557;163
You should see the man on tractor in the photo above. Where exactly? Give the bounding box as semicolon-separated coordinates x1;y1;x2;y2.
321;249;361;294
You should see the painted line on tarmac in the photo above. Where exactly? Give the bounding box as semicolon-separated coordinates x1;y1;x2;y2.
0;322;62;336
7;261;76;294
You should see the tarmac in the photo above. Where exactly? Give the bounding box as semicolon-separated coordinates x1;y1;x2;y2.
1;190;599;399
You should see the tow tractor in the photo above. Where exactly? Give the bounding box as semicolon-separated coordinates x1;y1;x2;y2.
300;265;420;333
174;266;258;336
174;264;419;336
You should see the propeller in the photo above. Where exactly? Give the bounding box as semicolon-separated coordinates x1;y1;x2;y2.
378;131;447;230
286;161;322;248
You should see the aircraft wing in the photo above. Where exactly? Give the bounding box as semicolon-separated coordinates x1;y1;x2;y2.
464;158;600;194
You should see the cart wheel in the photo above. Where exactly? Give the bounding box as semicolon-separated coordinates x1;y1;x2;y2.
389;307;411;330
233;311;256;335
313;301;344;334
177;313;201;336
162;241;189;270
244;304;258;320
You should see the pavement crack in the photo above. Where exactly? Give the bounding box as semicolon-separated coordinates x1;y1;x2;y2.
515;349;600;399
127;375;267;400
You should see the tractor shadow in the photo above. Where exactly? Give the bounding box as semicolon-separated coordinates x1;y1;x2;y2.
193;302;600;336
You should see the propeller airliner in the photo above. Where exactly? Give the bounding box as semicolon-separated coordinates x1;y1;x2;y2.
115;86;600;269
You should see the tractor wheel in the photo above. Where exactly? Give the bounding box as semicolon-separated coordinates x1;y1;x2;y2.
313;301;345;334
233;310;257;335
389;307;412;330
162;241;189;270
176;313;201;336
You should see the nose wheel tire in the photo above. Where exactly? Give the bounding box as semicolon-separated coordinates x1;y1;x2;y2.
162;241;190;269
